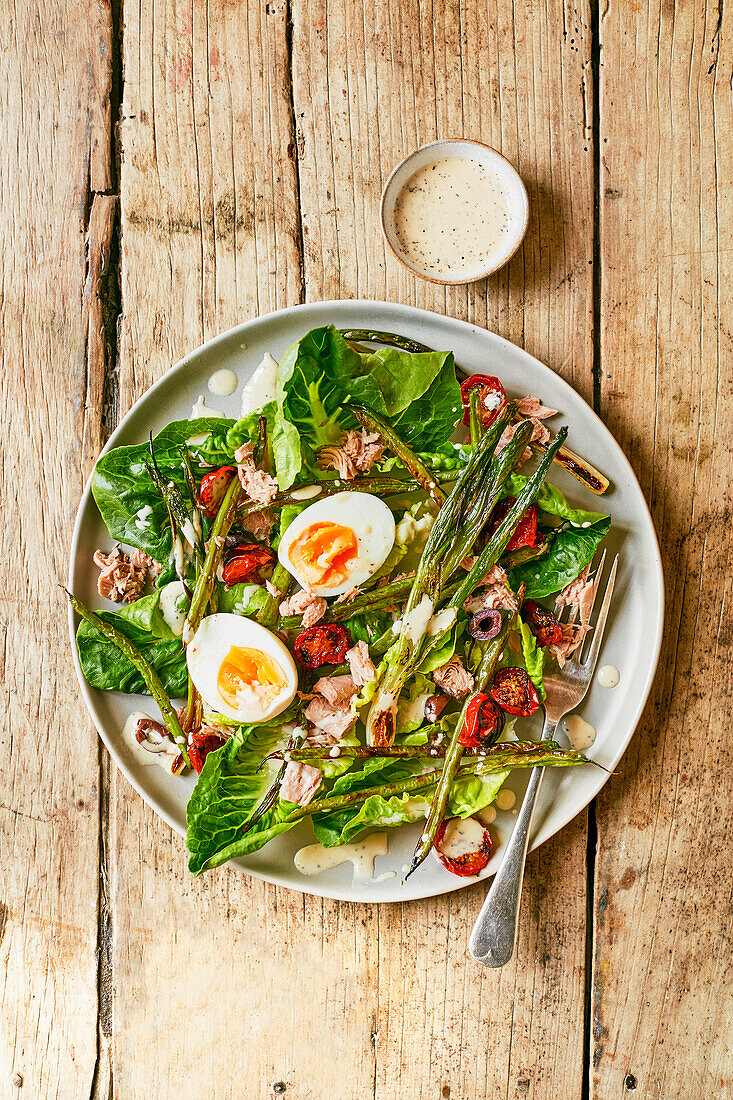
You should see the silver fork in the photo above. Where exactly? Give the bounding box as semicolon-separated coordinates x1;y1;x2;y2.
468;552;618;968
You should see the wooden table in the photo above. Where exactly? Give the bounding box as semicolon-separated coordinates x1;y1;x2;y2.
3;1;731;1096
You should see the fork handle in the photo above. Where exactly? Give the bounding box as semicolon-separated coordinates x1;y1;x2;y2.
468;716;558;968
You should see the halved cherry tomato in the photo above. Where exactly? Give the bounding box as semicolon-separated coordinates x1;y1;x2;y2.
522;599;564;648
199;466;236;518
458;693;505;748
434;817;492;877
490;667;541;717
460;374;507;427
488;498;539;551
188;730;227;774
221;543;275;585
293;624;351;669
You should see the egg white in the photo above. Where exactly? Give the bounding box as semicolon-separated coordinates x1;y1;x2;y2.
187;614;298;723
277;491;396;598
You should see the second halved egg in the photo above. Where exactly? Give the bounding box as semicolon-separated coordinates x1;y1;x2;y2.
277;491;396;598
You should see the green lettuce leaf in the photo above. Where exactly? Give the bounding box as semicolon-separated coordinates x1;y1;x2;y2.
505;475;608;528
311;752;508;847
447;770;508;818
517;620;546;702
92;416;234;560
417;618;466;674
396;673;434;733
389;354;462;451
217;583;270;618
311;758;420;847
273;326;461;487
509;517;611;598
347;609;393;646
76;593;187;695
274;326;388;487
186;723;294;874
359;346;455;418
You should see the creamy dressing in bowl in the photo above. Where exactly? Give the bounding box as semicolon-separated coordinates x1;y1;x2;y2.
393;157;512;278
381;140;529;284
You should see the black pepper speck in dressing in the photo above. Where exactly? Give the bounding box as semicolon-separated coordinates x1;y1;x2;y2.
393;157;512;277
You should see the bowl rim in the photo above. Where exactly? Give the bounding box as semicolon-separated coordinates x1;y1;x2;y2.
379;138;530;286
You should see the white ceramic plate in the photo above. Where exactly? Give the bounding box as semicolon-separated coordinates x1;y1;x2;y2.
68;300;664;902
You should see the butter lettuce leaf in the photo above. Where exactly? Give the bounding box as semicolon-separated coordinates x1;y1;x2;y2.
76;593;186;696
505;475;609;528
273;326;461;487
517;620;546;702
509;517;611;598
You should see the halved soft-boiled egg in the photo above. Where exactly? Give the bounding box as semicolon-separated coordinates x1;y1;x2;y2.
277;491;396;598
187;614;298;723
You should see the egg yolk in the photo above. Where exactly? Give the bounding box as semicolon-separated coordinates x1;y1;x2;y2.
217;646;287;711
288;521;358;588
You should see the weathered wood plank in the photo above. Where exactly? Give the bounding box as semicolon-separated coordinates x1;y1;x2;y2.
292;1;594;1096
593;1;733;1096
113;3;313;1098
0;0;114;1095
112;0;596;1096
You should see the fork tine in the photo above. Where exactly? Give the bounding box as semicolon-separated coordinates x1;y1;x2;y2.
553;547;606;625
579;554;618;675
583;548;607;625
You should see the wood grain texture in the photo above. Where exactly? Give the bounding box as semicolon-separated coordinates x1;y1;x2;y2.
113;3;309;1098
592;1;733;1097
0;0;114;1096
292;0;593;1095
5;0;729;1096
113;1;594;1098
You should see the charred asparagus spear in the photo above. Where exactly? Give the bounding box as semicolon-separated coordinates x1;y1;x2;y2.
365;412;528;748
196;746;592;873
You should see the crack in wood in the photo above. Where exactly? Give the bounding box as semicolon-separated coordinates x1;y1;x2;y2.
584;3;603;1098
85;3;123;1097
284;0;306;304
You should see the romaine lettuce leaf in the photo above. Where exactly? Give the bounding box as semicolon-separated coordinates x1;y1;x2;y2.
274;326;388;487
517;620;546;702
311;753;509;846
273;326;461;487
447;770;509;818
92;416;234;560
388;354;462;451
186;723;293;874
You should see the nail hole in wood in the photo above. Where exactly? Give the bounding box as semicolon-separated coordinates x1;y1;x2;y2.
625;1074;637;1090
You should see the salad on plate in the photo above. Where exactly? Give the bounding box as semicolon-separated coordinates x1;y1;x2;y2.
69;325;612;881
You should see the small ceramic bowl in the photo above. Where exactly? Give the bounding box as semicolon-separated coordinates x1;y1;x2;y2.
380;139;529;285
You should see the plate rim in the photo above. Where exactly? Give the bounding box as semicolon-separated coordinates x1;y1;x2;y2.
67;298;665;902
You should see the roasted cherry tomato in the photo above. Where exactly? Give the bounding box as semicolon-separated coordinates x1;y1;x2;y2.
199;466;236;518
293;623;351;669
458;693;505;749
188;730;227;774
522;599;564;648
490;667;541;717
488;498;539;551
460;374;507;427
221;543;275;585
434;817;492;877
